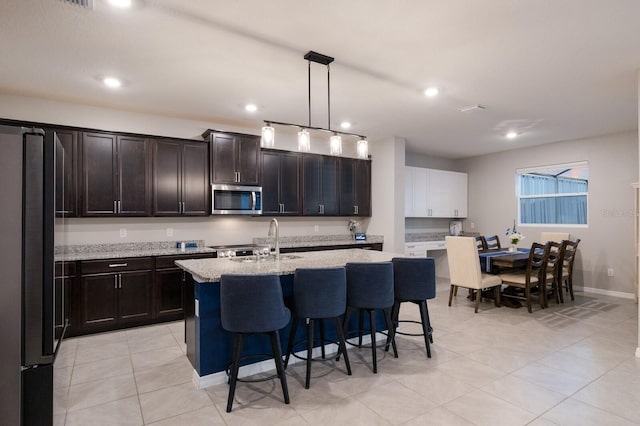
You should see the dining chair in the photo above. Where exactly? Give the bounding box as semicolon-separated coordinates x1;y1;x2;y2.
499;242;551;313
540;232;570;243
445;236;502;313
559;239;581;301
475;236;487;252
484;235;502;251
541;241;563;307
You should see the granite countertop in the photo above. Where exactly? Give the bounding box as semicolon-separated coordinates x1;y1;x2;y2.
405;232;479;243
55;240;214;262
176;248;402;283
253;234;384;248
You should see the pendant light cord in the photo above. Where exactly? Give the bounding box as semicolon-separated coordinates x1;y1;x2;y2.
307;60;311;128
327;63;331;131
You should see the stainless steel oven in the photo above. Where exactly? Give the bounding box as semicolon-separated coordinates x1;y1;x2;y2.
211;184;262;215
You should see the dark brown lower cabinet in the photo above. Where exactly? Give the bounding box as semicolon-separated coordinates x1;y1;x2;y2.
78;258;153;334
74;253;215;336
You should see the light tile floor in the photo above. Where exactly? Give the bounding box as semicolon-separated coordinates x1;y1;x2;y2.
53;280;640;425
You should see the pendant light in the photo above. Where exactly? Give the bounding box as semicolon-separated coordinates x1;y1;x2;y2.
262;51;368;156
298;129;311;152
261;123;275;148
330;134;342;155
357;138;368;158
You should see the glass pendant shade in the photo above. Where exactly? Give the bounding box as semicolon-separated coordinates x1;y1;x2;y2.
298;129;311;152
261;125;275;148
329;134;342;155
357;138;368;158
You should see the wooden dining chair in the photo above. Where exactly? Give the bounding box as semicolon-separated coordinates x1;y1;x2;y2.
540;232;570;243
445;236;502;313
475;236;487;252
559;239;581;301
499;242;551;313
541;241;563;307
484;235;501;251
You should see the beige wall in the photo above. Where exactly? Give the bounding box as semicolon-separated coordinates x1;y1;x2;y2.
1;93;389;248
459;131;638;296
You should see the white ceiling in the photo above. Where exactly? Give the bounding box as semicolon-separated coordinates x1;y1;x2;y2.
1;0;639;158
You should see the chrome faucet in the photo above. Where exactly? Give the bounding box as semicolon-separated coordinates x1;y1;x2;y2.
268;218;280;260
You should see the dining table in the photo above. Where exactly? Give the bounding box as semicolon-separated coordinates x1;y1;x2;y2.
479;248;530;273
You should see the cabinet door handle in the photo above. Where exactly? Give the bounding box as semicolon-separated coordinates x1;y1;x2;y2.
109;263;128;268
113;200;117;214
114;275;118;289
235;171;240;182
119;275;122;289
354;205;359;215
118;200;122;214
181;202;186;214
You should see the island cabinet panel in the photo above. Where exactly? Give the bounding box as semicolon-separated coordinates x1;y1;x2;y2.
208;131;260;185
48;128;78;217
153;139;209;216
77;257;154;334
80;132;151;216
261;149;301;215
302;153;339;215
338;158;371;217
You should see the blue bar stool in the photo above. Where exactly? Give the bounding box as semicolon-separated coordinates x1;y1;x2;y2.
390;257;436;358
220;274;291;412
284;267;352;389
342;262;397;374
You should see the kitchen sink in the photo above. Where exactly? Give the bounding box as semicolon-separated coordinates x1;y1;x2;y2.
228;254;302;263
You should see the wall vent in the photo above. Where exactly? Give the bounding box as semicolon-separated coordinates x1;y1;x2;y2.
59;0;94;9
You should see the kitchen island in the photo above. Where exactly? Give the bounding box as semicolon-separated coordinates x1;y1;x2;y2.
176;249;401;388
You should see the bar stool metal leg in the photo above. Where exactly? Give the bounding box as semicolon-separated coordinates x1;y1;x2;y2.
269;330;290;404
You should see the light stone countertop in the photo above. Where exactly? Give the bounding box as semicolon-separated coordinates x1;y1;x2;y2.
253;234;384;248
55;241;214;262
176;248;404;283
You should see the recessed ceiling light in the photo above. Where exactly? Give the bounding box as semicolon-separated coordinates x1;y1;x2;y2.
424;87;439;97
340;121;351;129
506;131;519;139
103;76;122;88
245;104;258;113
108;0;132;7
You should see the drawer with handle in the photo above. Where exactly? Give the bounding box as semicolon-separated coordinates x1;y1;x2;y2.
80;257;154;274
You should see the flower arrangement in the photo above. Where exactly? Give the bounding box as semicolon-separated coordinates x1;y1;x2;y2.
505;220;525;245
348;219;360;234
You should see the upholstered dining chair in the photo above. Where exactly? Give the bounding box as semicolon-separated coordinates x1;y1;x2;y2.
559;239;581;301
499;242;551;313
484;235;502;251
540;232;570;243
445;236;502;313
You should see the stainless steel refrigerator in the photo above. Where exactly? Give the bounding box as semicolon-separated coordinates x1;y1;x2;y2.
0;125;65;425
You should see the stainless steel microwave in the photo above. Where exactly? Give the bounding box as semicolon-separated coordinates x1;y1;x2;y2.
211;184;262;215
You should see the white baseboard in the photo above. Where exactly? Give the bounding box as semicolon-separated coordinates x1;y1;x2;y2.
191;332;385;389
576;286;635;300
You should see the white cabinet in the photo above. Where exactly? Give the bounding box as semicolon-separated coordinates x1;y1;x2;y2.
405;166;428;217
405;166;467;218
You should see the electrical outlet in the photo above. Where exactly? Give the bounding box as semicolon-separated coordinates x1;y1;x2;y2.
470;222;475;229
314;225;320;232
119;228;127;238
166;228;173;237
607;268;614;277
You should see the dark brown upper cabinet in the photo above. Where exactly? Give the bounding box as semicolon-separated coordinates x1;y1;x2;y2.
261;149;301;215
80;132;151;216
302;153;339;216
152;139;209;216
338;158;371;217
48;128;78;217
205;130;260;185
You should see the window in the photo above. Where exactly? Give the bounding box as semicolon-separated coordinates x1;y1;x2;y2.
516;162;588;225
